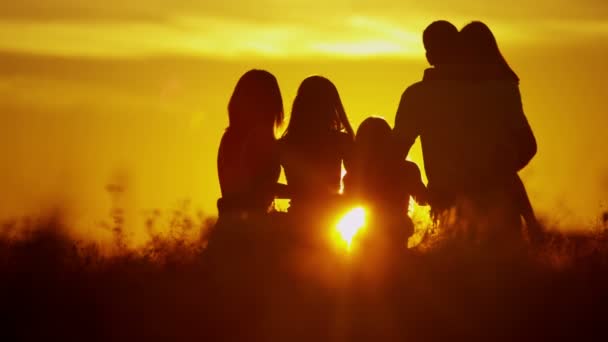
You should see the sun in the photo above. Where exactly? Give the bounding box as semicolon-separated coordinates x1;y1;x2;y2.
335;207;367;250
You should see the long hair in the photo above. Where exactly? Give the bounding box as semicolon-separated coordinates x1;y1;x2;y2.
460;22;519;82
282;76;354;142
227;69;284;136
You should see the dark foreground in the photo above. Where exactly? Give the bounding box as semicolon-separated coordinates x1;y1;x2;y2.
1;214;608;341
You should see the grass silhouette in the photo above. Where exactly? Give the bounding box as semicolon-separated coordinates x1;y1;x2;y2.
1;206;608;341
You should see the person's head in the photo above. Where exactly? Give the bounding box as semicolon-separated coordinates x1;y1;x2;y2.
423;20;459;66
460;21;519;81
283;75;354;141
228;69;284;135
354;116;396;164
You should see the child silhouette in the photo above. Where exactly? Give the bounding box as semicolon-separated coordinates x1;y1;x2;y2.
345;117;427;244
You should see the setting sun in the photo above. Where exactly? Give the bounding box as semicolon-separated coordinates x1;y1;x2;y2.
336;207;367;249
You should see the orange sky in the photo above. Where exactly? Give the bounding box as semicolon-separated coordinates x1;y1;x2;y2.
0;1;607;238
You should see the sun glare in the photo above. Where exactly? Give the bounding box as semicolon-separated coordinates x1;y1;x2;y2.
336;207;367;249
339;166;347;194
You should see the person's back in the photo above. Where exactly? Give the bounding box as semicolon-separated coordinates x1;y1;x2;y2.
279;76;355;213
396;74;484;210
216;69;284;218
397;66;537;234
394;21;480;212
347;160;426;212
459;21;540;240
280;131;351;204
346;160;426;247
394;21;536;215
218;127;280;213
346;117;427;241
459;22;536;175
464;80;535;177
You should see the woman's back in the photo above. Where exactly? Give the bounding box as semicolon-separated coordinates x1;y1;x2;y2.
216;69;284;216
458;21;540;238
280;131;351;205
279;75;354;211
218;127;280;213
461;80;535;182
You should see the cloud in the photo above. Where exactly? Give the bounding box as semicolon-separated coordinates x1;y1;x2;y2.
0;1;343;23
350;0;608;22
0;15;426;59
2;1;606;23
542;20;608;37
0;1;606;59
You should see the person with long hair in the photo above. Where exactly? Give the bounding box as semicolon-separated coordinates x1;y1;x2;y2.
217;69;285;219
279;76;354;214
459;21;541;242
393;20;541;244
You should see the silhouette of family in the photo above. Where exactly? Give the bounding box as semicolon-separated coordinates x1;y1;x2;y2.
216;21;542;247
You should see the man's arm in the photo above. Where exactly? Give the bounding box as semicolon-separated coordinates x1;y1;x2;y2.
405;161;428;205
393;86;422;159
508;87;537;171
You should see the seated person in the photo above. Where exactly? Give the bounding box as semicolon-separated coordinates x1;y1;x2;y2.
279;76;355;215
217;69;286;220
344;117;427;243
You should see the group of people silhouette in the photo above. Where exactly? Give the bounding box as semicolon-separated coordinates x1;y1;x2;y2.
216;20;542;247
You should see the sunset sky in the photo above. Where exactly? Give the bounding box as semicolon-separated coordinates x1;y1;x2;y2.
0;1;607;239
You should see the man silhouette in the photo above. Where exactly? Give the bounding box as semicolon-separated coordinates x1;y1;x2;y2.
394;21;471;215
393;21;536;234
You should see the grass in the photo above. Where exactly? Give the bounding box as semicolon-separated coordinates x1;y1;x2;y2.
1;207;608;341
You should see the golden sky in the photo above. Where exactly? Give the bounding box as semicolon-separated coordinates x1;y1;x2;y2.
0;1;607;238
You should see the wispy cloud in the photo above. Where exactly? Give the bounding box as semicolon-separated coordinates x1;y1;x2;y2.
0;1;606;59
0;15;426;59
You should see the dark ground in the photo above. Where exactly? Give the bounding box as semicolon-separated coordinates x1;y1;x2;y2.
1;212;608;341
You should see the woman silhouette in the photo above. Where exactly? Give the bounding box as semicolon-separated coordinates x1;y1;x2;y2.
344;116;427;243
460;22;542;242
279;76;354;214
217;69;285;219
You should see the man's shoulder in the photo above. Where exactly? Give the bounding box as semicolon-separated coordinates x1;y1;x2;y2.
218;129;234;149
400;77;455;103
403;76;473;103
401;67;457;97
399;80;429;105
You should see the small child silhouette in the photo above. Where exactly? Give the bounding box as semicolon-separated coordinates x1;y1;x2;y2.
345;117;427;243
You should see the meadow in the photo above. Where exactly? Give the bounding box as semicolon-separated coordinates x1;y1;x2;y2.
1;204;608;341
